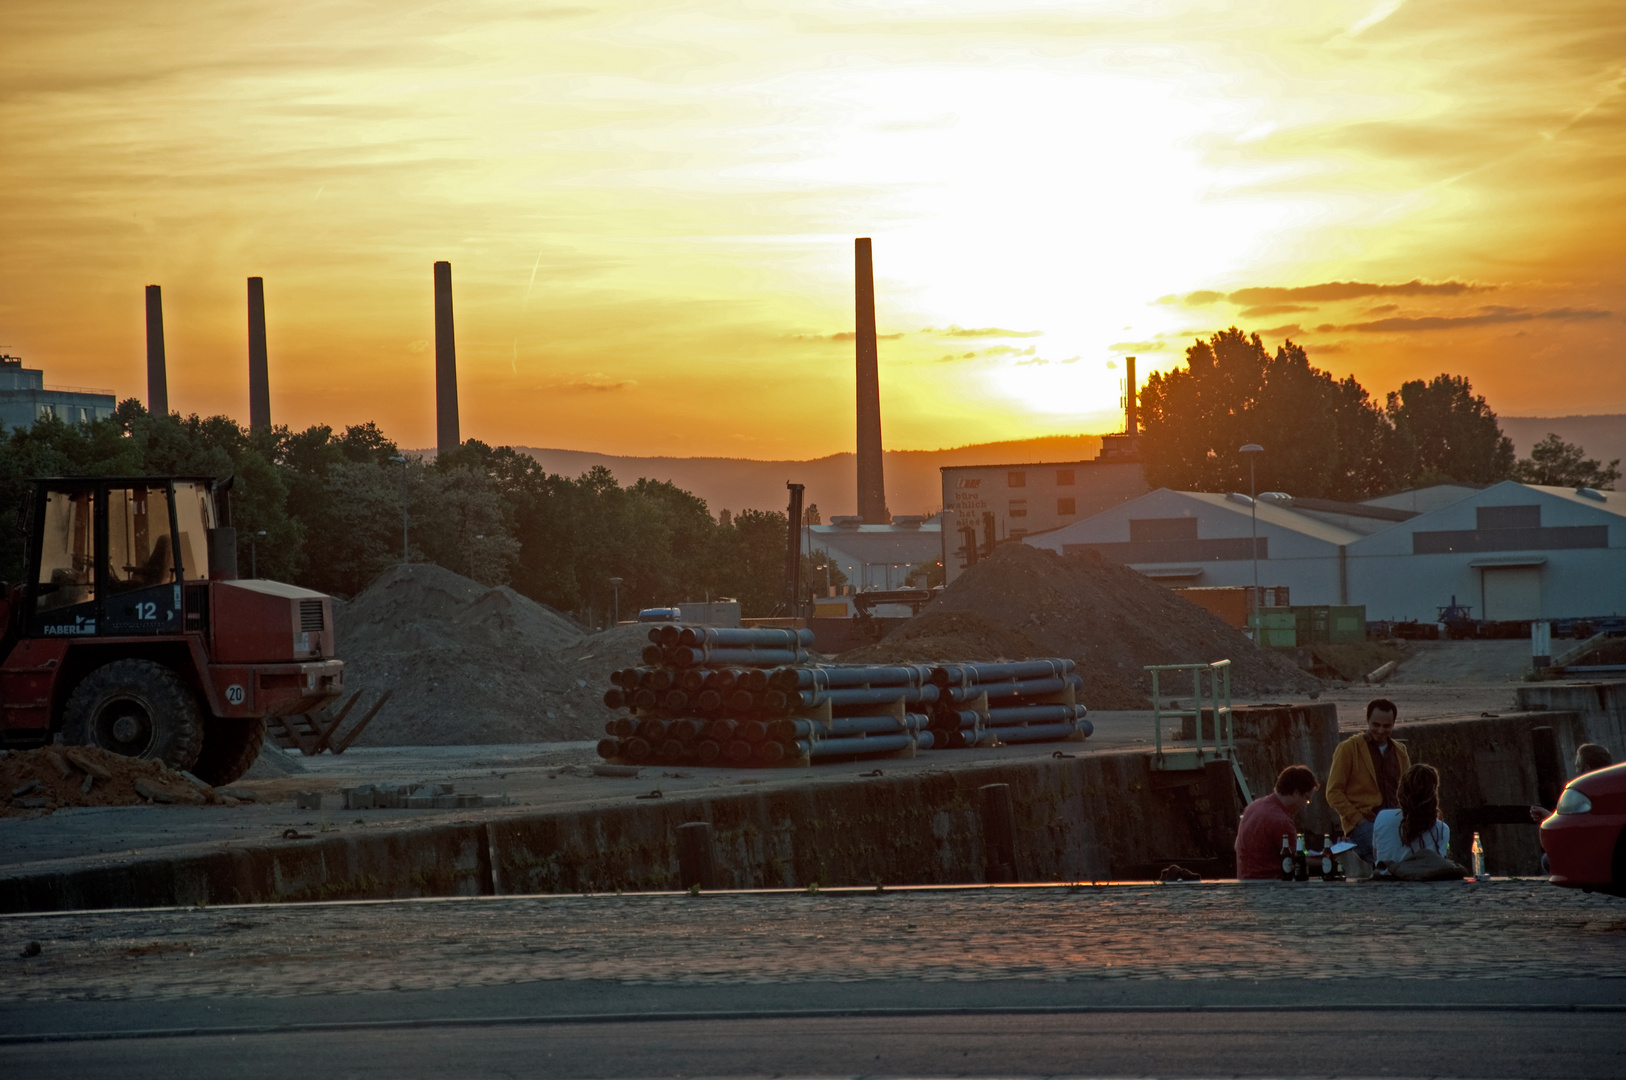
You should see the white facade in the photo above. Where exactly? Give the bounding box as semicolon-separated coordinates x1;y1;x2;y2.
1344;482;1626;622
1024;481;1626;624
809;517;942;592
1024;488;1362;604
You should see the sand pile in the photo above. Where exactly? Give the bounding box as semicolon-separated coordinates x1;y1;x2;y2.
1;745;253;816
874;544;1320;707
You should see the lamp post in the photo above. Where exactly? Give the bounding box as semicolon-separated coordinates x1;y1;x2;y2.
1239;443;1264;626
249;529;267;579
388;455;409;563
608;576;623;625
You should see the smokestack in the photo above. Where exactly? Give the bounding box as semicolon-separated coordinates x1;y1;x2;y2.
247;277;271;432
1124;355;1138;436
853;238;889;524
433;260;460;452
145;285;168;417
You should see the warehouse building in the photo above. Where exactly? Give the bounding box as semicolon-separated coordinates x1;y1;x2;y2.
0;355;116;430
1027;481;1626;623
1344;482;1626;622
809;515;942;592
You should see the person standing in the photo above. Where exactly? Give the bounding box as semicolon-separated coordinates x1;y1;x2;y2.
1234;765;1320;880
1325;698;1410;865
1372;763;1451;871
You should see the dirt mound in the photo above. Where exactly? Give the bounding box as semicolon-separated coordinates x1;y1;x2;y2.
2;746;227;816
335;563;611;745
914;544;1320;705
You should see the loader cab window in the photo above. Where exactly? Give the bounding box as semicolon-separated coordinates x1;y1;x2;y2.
106;485;177;593
35;489;95;611
171;481;214;582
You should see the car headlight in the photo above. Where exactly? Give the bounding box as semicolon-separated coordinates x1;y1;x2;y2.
1556;787;1593;815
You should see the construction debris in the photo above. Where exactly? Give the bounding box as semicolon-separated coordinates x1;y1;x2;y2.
1;746;233;816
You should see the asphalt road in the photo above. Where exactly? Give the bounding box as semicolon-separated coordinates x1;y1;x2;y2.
3;1009;1622;1079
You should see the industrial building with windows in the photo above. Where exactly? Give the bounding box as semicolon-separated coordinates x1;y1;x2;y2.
1027;481;1626;623
0;355;116;431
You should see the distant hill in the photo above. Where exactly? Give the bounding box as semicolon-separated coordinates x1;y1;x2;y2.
429;415;1620;520
512;434;1108;518
1499;415;1625;471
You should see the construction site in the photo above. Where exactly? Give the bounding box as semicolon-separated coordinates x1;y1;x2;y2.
2;242;1624;917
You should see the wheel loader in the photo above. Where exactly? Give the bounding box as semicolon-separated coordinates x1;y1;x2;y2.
0;476;343;784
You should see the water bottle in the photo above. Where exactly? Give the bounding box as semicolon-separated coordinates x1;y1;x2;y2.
1471;832;1486;880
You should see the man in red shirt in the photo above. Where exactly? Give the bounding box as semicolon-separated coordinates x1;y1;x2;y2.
1235;765;1320;879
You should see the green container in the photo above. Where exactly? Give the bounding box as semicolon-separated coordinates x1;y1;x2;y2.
1328;605;1367;644
1251;608;1297;647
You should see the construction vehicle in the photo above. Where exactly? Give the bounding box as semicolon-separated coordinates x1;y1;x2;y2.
0;476;343;784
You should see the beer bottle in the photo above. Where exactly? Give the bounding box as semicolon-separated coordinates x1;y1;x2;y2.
1279;834;1294;881
1471;832;1486;880
1320;833;1336;881
1293;833;1310;881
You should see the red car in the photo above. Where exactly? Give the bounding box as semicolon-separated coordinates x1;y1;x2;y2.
1541;761;1626;895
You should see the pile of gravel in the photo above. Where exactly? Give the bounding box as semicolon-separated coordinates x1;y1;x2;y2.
888;544;1319;707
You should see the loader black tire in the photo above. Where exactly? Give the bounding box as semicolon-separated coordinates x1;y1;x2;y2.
191;716;268;786
62;659;204;772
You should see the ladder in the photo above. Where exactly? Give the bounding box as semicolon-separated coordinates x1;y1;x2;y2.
1145;660;1252;803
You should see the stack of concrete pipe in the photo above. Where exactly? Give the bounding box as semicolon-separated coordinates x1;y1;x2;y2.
598;625;1091;768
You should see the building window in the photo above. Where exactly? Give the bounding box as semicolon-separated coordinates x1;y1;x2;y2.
1057;498;1076;515
1007;470;1026;488
36;404;56;420
1056;469;1075;486
1009;499;1028;518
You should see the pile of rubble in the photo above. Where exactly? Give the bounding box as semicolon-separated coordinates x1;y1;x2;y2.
2;745;258;816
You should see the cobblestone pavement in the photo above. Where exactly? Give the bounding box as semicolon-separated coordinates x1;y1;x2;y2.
2;881;1623;1003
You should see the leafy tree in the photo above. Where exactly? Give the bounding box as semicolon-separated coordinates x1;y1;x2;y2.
1385;374;1514;487
1512;434;1621;490
1137;329;1392;499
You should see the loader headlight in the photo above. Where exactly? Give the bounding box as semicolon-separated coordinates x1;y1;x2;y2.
1556;787;1593;815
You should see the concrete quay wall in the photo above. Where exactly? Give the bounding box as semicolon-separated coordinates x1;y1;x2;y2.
2;700;1596;912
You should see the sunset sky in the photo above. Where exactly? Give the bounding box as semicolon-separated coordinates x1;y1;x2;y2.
2;1;1622;458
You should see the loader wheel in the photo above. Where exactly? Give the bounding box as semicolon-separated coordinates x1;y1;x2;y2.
62;660;204;772
191;717;268;786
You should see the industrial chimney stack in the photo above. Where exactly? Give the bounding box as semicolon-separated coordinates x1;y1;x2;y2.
433;261;460;452
247;277;271;432
145;285;168;417
853;238;889;524
1124;355;1138;436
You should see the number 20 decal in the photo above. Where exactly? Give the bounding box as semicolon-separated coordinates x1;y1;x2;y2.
225;684;246;705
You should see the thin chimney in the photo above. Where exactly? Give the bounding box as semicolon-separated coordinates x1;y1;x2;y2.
247;277;271;432
1124;355;1138;436
433;260;460;452
853;238;889;524
145;285;168;417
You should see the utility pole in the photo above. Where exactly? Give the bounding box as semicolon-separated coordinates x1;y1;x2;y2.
1240;443;1264;626
389;456;409;562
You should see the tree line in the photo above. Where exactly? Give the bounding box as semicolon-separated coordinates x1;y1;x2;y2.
0;402;834;622
1138;328;1620;499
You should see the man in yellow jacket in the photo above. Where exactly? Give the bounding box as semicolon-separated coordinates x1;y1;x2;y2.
1325;698;1410;865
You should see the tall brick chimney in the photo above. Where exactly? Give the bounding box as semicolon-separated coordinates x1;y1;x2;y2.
433;261;460;452
853;238;889;524
145;285;168;417
247;277;271;432
1124;355;1137;436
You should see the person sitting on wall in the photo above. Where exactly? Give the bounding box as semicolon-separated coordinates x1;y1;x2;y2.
1234;765;1319;880
1372;763;1450;874
1325;698;1409;866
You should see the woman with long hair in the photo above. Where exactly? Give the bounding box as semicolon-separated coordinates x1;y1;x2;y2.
1371;763;1451;872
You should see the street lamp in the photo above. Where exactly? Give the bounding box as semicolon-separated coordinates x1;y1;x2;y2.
608;576;623;625
249;529;267;579
388;456;408;563
1239;443;1264;625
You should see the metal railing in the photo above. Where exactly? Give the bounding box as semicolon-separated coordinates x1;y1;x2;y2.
1148;659;1233;762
